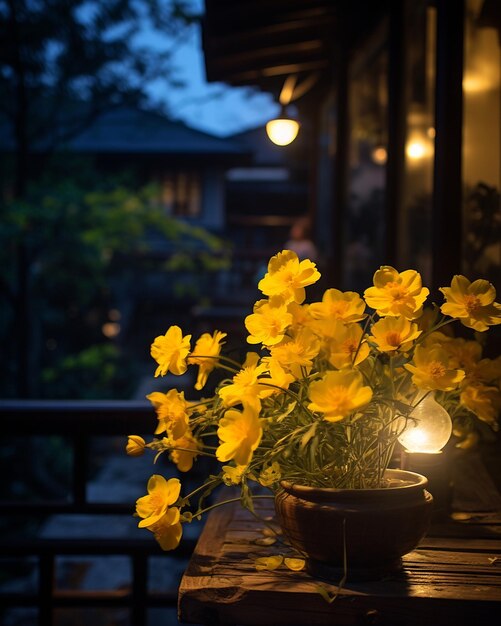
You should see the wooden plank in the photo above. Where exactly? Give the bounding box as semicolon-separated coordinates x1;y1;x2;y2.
179;498;501;625
418;536;501;552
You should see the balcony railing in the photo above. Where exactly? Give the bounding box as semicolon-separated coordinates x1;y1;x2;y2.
0;400;198;626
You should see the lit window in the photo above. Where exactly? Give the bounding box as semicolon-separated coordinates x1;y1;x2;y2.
161;171;201;217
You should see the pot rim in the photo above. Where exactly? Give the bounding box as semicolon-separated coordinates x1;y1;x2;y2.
279;469;428;502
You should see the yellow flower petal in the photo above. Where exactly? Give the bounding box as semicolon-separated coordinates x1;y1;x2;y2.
189;330;226;390
440;275;501;332
150;326;191;377
309;289;366;323
126;435;146;457
258;250;320;305
245;300;293;346
149;510;183;551
404;345;465;391
364;267;429;319
308;370;373;421
371;316;421;353
255;555;284;571
216;404;263;466
284;557;306;571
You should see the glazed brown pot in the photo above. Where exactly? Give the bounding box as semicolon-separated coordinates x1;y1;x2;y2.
274;469;433;581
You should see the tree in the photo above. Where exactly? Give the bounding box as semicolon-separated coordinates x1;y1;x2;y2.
0;0;204;396
0;169;230;398
0;0;200;195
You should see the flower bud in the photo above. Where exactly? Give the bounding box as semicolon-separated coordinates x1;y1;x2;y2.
126;435;146;457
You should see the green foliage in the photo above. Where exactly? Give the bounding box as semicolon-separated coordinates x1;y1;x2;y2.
0;0;201;149
0;170;231;398
41;343;124;399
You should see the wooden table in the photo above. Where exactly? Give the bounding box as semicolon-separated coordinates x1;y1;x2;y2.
178;498;501;625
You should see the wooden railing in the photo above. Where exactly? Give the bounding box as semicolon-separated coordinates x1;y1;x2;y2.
0;400;198;626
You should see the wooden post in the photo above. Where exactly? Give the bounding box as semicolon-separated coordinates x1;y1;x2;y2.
432;0;464;292
386;0;406;268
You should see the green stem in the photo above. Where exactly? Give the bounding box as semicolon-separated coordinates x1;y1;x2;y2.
414;316;455;347
187;354;243;371
183;478;221;503
195;495;275;518
352;312;376;364
165;446;216;458
259;381;318;422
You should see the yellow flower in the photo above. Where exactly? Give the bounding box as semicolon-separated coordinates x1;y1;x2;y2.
271;327;320;379
146;389;189;439
126;435;146;457
189;330;226;390
136;475;181;528
166;430;201;472
371;316;421;353
218;352;268;409
222;464;246;486
308;370;373;422
258;461;281;486
420;330;454;350
216;403;263;466
150;326;191;377
148;509;183;551
325;321;370;369
473;356;501;386
309;289;366;323
258;249;321;304
440;275;501;332
364;267;429;319
287;302;315;329
260;356;295;392
245;300;292;346
441;337;482;373
404;345;465;391
460;383;501;427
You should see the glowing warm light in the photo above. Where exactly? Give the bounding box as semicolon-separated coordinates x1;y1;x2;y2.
398;393;453;454
102;322;121;338
406;140;426;160
371;146;388;165
427;127;436;139
266;118;300;146
462;74;493;93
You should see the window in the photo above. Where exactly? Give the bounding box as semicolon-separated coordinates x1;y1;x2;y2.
399;2;436;286
345;21;388;290
160;171;201;217
462;0;500;285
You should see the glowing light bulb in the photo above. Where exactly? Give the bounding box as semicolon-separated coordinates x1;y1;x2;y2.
266;118;300;146
406;140;426;160
371;145;387;165
398;393;452;454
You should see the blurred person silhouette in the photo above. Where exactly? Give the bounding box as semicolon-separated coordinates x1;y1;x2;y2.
285;215;319;262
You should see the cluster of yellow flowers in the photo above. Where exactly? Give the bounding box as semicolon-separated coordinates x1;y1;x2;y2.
127;250;501;551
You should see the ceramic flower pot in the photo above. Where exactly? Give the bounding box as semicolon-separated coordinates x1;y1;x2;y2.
274;469;433;581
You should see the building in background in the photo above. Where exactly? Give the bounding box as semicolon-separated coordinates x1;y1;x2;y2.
202;0;501;300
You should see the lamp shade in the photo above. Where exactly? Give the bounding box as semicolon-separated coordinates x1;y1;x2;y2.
266;118;300;146
398;393;452;454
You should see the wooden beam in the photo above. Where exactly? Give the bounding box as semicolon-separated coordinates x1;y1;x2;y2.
204;14;335;54
432;0;464;292
212;60;330;89
204;0;336;37
385;0;406;267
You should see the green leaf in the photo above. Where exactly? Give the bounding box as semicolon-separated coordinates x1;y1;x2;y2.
300;422;318;451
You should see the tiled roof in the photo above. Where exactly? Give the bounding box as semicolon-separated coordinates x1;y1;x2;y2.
1;106;250;157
